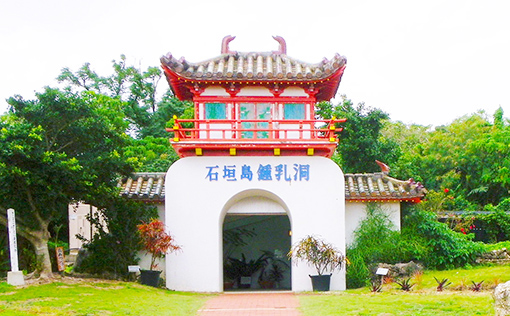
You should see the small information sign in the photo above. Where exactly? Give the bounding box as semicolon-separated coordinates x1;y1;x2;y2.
56;247;65;272
376;268;389;276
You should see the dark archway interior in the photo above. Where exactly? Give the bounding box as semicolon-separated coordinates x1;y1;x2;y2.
223;215;291;291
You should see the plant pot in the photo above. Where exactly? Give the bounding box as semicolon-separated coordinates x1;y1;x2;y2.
259;280;275;289
224;281;234;290
310;274;331;291
140;270;161;287
239;276;252;289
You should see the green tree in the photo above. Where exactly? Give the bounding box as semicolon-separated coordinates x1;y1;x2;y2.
57;55;192;139
57;55;193;172
0;88;133;277
391;109;509;208
125;136;179;172
316;96;400;173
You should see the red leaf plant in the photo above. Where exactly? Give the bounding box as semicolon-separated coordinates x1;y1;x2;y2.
137;219;181;271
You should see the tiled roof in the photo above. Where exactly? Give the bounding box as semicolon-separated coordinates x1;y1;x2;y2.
117;172;425;203
345;173;426;202
118;173;165;202
161;36;347;102
160;52;347;82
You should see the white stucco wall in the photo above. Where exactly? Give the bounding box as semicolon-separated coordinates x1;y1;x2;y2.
68;203;102;252
165;156;345;292
236;86;274;96
279;86;308;97
344;201;401;246
202;86;230;96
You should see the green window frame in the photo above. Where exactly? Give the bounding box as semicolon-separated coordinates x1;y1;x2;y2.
284;103;305;120
205;103;227;119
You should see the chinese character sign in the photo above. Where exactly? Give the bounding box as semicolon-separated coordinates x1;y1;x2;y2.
205;163;310;182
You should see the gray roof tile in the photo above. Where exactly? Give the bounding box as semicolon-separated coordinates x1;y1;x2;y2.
344;173;426;201
118;172;425;203
118;173;165;202
160;52;346;82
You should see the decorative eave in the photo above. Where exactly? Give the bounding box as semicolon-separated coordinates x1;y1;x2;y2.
117;171;426;204
161;36;347;102
344;172;427;203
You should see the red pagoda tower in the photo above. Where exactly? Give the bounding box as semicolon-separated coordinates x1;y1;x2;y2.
161;35;347;158
160;36;349;293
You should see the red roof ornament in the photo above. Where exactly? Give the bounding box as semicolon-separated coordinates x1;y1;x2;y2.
272;36;287;55
221;35;236;54
375;160;391;174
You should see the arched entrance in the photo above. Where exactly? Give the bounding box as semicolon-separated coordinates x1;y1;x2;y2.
222;193;292;291
165;156;345;292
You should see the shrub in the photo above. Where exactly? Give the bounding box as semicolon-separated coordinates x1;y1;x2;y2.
484;241;510;252
403;208;484;269
434;277;452;291
346;203;412;288
476;200;510;243
471;280;484;292
137;219;180;271
395;278;414;291
346;248;370;288
346;204;485;288
349;203;407;264
75;198;156;278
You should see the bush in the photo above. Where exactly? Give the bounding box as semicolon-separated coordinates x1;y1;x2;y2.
403;208;484;269
347;203;411;288
74;198;156;278
476;199;510;243
346;204;485;288
346;248;370;288
484;241;510;252
349;206;404;263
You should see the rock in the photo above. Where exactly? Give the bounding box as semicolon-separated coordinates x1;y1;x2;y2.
494;281;510;316
73;248;89;272
372;261;423;281
481;248;510;260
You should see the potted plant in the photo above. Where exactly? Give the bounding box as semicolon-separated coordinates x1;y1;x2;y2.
223;227;256;289
288;235;345;291
258;250;289;289
227;253;267;289
137;219;181;287
223;260;240;290
258;262;286;289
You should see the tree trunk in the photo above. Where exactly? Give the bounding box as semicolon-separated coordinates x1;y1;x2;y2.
0;209;55;278
32;233;53;278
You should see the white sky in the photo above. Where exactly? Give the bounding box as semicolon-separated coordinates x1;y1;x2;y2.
1;0;509;126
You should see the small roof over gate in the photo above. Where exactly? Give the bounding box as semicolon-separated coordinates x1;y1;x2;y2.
118;173;165;202
345;173;426;203
118;171;426;203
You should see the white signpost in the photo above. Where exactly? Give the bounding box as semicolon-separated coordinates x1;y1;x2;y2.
7;208;25;286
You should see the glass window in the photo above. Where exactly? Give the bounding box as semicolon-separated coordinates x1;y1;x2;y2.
239;103;271;139
240;103;255;139
284;103;305;120
205;103;226;119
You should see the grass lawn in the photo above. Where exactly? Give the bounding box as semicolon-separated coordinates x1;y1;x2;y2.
0;265;508;315
0;279;213;316
299;265;510;316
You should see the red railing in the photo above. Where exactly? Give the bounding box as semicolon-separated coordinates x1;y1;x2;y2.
166;118;346;142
